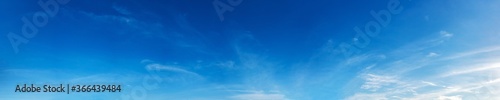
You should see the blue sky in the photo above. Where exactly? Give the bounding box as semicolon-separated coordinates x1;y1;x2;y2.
1;0;500;100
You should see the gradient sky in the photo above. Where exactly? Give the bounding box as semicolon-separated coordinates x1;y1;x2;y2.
1;0;500;100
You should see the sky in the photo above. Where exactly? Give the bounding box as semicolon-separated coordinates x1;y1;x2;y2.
1;0;500;100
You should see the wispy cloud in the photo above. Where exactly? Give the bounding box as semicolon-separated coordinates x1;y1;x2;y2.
439;30;454;37
345;93;388;100
360;74;400;91
421;81;437;86
229;90;289;100
438;95;462;100
442;46;500;60
344;28;500;99
112;3;131;15
426;52;439;57
390;30;453;56
345;54;374;66
146;63;202;78
347;59;500;99
441;62;500;77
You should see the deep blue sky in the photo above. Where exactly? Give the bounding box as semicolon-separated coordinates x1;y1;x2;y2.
1;0;500;100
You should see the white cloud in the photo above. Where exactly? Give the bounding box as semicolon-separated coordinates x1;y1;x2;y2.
441;62;500;77
146;63;202;78
347;62;500;100
346;45;500;99
440;31;454;37
364;64;376;70
438;95;462;100
442;46;500;60
345;54;373;65
427;52;439;57
345;93;388;100
229;92;289;100
361;74;400;91
422;81;438;86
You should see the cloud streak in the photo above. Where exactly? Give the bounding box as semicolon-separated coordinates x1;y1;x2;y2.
146;63;202;78
229;90;289;100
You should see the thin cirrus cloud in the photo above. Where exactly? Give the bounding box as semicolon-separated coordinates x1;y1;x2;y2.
229;92;289;100
345;42;500;99
145;63;203;79
343;4;500;98
2;0;500;100
360;74;400;92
